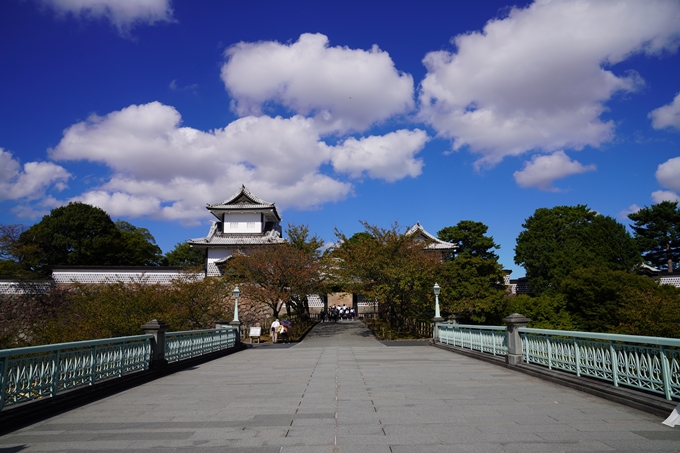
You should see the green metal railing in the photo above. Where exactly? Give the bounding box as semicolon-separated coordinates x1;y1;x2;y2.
1;325;240;410
166;328;237;362
438;324;507;355
435;323;680;401
520;328;680;401
0;335;151;409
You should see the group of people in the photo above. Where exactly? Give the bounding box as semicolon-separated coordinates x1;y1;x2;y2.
270;319;290;343
319;304;355;322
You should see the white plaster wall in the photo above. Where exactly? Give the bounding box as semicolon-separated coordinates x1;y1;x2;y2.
222;213;262;233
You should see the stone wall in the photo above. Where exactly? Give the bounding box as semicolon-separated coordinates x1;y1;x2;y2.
0;288;69;348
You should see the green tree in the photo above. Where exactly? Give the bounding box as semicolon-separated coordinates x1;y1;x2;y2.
514;205;640;295
436;221;506;323
332;222;440;327
286;223;324;257
115;220;166;266
437;220;500;260
628;201;680;272
19;202;125;276
165;242;205;267
504;293;576;330
560;267;658;332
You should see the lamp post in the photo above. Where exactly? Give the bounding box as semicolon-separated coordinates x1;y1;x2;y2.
432;283;444;342
231;286;241;343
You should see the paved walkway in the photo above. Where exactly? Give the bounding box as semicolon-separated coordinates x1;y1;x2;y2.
1;321;679;452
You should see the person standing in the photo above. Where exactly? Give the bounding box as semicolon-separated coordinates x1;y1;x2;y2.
271;319;280;343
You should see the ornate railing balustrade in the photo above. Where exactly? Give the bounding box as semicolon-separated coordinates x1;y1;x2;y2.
438;324;507;356
0;324;241;411
521;328;680;401
0;335;151;409
435;320;680;401
166;328;237;363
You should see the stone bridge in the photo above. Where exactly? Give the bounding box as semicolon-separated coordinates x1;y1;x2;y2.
1;321;679;452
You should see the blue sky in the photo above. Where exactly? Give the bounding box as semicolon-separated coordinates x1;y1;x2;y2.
2;0;680;276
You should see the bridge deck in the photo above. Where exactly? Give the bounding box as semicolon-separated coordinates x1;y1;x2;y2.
1;321;678;452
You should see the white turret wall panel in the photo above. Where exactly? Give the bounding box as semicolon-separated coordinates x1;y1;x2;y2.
222;213;262;233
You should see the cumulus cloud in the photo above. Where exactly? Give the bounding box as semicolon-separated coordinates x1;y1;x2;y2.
650;93;680;130
513;151;596;191
330;130;429;181
221;33;415;133
49;102;427;220
650;156;680;203
0;149;70;201
40;0;174;32
652;190;680;203
419;0;680;168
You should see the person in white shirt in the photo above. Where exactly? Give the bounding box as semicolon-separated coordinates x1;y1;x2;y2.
271;319;280;343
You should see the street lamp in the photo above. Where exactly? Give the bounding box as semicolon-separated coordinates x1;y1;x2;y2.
232;286;240;323
433;283;441;319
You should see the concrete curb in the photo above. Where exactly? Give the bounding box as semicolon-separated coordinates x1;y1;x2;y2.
0;343;247;435
430;340;677;418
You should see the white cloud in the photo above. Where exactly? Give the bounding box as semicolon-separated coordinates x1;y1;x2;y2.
221;33;415;133
49;102;426;220
330;129;429;182
652;190;680;203
513;151;596;191
650;93;680;129
618;204;640;220
656;156;680;192
419;0;680;168
0;149;70;201
40;0;173;32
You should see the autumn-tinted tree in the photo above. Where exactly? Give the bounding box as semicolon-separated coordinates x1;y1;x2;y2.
0;224;37;277
165;242;206;267
514;205;640;295
115;220;166;266
19;203;124;276
225;244;322;319
332;222;440;327
628;201;680;272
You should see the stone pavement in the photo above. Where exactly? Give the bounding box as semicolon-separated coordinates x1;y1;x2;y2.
1;321;679;452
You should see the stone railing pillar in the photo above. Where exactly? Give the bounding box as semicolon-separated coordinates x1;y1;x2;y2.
502;313;530;365
141;319;169;370
431;315;444;342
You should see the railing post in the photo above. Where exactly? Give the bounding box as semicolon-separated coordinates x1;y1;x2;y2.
0;356;8;410
432;315;444;343
141;319;169;371
503;313;531;366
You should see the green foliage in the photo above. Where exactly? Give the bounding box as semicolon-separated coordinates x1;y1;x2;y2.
561;267;658;332
0;223;42;278
514;205;640;295
628;201;680;272
616;284;680;338
436;255;506;323
18;202;124;275
286;223;324;257
332;222;440;327
435;220;505;323
504;293;576;330
165;242;205;267
115;220;166;266
32;274;231;344
437;220;500;260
